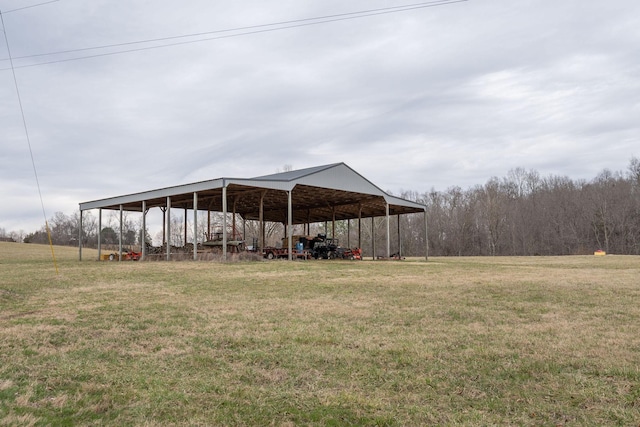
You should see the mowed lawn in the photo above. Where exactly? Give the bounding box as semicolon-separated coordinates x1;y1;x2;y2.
1;243;639;426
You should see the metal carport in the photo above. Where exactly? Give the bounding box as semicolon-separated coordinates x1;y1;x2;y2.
78;163;428;261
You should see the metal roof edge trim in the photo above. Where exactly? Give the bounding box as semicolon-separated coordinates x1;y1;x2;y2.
225;179;294;192
80;178;225;210
383;194;427;210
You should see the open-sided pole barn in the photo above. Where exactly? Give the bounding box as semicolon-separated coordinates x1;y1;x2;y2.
78;163;428;261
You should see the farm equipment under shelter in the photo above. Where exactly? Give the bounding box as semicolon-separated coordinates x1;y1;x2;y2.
101;249;141;261
336;246;363;260
202;231;245;253
263;234;362;260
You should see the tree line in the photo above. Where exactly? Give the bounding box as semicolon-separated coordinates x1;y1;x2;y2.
3;157;639;256
394;157;640;256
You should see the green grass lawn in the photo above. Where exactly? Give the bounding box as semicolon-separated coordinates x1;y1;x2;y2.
1;242;639;426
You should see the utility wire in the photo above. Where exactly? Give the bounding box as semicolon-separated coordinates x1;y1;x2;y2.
1;0;461;62
2;0;59;14
0;0;467;70
0;10;59;274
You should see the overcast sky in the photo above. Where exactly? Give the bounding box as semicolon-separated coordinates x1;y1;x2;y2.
1;0;639;233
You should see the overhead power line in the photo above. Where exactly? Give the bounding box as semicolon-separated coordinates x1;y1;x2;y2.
0;10;58;274
1;0;59;14
0;0;467;70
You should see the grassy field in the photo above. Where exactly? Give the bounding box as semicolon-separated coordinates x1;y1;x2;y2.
1;242;639;426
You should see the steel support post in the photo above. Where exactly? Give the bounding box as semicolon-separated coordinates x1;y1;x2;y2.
78;209;83;261
424;209;429;261
119;205;123;262
166;197;171;261
287;190;293;261
386;203;390;259
161;207;166;246
358;205;362;249
372;217;376;260
222;184;228;261
332;207;336;240
397;215;401;258
97;208;102;261
193;192;198;261
259;191;265;254
141;201;146;261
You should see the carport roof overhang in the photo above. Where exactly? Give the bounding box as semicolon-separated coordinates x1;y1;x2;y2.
79;163;426;224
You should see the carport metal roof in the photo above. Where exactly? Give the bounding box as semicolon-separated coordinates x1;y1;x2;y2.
79;163;426;223
79;163;427;261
